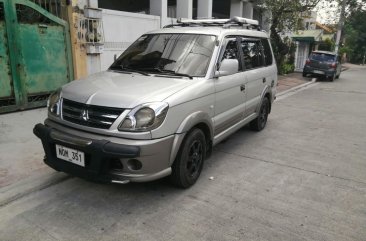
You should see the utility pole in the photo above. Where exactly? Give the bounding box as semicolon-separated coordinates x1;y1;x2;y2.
334;0;347;53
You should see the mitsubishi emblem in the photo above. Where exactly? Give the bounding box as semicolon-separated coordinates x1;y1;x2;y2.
81;109;89;121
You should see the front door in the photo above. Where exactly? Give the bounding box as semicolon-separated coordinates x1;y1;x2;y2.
213;37;246;135
295;42;309;71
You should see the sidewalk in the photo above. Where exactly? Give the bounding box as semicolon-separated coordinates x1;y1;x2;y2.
342;62;366;70
277;72;311;93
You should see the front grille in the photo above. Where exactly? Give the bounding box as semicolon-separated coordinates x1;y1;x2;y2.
62;99;124;129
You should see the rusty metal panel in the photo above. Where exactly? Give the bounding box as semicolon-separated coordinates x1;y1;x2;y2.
16;3;70;94
0;0;74;113
0;2;13;99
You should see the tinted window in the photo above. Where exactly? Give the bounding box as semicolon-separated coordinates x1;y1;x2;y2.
261;39;273;66
310;53;336;62
110;34;216;77
222;39;239;60
240;39;263;69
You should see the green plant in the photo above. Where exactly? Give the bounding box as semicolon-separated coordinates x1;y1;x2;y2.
279;63;295;75
318;38;335;51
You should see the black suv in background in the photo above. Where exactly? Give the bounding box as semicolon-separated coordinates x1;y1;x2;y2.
303;51;342;81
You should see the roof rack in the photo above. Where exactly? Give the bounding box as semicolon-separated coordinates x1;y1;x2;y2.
164;16;260;30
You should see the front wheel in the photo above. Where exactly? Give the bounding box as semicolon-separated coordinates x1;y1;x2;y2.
250;98;270;131
170;128;206;188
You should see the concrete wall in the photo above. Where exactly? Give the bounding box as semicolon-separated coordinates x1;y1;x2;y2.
101;9;160;71
101;9;177;71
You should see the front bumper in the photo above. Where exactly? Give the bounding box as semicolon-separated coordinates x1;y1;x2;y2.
33;121;180;183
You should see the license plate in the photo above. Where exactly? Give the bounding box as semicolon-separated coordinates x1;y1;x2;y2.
56;144;85;167
313;70;324;74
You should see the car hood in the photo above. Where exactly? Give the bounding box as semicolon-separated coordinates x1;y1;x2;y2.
61;71;193;108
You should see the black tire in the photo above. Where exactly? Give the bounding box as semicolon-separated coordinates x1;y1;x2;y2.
336;73;340;79
329;74;335;82
302;72;307;77
170;128;206;188
250;98;270;132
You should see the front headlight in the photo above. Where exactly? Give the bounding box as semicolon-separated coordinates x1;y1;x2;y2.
118;102;169;132
47;89;61;116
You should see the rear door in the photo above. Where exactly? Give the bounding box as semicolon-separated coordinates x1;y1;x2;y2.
261;38;277;100
239;37;265;118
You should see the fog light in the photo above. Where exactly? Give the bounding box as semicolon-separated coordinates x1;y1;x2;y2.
126;159;142;171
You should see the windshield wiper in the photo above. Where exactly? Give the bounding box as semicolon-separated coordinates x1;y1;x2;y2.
109;66;150;76
141;68;193;79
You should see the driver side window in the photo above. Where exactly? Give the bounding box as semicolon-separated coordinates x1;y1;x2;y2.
219;38;241;71
222;39;239;61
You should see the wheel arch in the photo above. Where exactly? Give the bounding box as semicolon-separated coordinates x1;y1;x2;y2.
169;111;213;165
256;86;272;114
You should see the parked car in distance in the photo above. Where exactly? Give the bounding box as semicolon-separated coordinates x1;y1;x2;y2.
303;50;342;81
33;17;277;188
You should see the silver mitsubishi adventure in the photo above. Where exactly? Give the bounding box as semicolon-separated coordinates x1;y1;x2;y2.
34;17;277;188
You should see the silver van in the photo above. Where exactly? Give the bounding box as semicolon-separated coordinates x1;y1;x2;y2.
34;17;277;188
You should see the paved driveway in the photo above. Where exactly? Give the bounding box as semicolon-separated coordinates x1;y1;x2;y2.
0;67;365;241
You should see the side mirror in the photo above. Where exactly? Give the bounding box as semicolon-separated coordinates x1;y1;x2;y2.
214;59;239;77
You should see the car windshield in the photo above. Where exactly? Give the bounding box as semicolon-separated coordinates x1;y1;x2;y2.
109;34;217;77
310;53;336;62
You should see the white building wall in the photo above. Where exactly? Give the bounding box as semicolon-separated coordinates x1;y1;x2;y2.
100;9;161;71
97;0;262;72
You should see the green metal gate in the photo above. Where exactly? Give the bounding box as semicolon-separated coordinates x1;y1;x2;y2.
0;0;73;113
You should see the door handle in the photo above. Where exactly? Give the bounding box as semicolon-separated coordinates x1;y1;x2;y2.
263;78;266;83
240;84;245;92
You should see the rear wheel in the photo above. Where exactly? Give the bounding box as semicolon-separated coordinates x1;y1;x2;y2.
170;128;206;188
302;72;307;77
329;74;335;82
250;98;270;131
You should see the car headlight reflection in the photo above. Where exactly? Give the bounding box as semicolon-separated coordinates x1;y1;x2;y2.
118;102;169;132
47;89;61;116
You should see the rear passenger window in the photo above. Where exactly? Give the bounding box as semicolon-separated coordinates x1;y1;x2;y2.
240;39;263;70
261;39;273;66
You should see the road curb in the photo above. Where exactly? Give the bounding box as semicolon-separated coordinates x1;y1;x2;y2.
0;171;70;207
277;78;317;98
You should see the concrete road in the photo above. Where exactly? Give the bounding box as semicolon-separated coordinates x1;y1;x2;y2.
1;66;366;241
